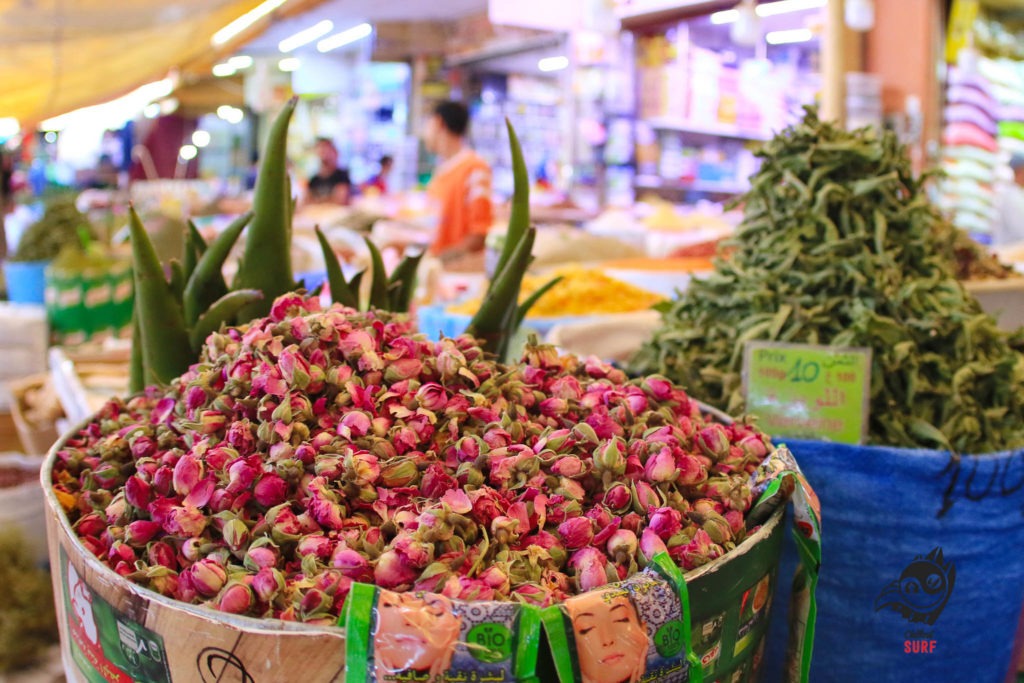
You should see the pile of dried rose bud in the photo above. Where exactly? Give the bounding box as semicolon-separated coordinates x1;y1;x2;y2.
52;294;773;624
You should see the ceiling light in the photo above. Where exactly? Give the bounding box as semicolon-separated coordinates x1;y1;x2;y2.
143;103;161;119
179;144;198;161
212;0;287;46
192;130;212;148
212;63;236;77
227;55;253;70
538;56;570;72
160;98;179;115
279;19;334;52
316;23;372;53
217;105;245;124
712;0;825;23
766;28;814;44
278;57;301;72
44;131;57;143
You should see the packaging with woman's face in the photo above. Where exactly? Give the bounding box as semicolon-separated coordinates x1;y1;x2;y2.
342;582;542;682
543;554;700;683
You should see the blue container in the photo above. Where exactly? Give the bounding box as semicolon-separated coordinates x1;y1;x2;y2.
5;260;50;304
762;439;1024;683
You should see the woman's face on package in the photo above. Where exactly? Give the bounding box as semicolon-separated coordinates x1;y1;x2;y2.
566;590;649;683
373;591;461;674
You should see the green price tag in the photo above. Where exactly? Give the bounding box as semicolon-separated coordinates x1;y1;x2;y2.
743;341;871;444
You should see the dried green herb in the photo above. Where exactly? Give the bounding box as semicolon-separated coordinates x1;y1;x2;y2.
631;107;1024;453
0;530;58;671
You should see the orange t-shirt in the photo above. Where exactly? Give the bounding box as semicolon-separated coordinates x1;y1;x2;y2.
426;149;494;255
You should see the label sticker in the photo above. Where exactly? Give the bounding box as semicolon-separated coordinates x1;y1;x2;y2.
743;341;871;444
60;546;171;683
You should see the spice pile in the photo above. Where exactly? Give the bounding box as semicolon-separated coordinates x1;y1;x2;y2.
52;294;772;622
632;107;1024;453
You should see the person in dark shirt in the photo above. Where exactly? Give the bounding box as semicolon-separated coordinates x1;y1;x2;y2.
306;137;351;205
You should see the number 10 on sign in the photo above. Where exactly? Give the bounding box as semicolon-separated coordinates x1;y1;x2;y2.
742;341;872;445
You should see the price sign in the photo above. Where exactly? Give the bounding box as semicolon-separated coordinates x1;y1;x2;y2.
743;341;871;444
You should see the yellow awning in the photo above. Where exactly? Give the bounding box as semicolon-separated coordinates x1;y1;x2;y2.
0;0;278;124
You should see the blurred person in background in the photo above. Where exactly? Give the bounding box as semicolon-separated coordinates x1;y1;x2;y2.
996;154;1024;245
362;154;393;195
305;137;351;205
84;154;119;190
422;101;493;263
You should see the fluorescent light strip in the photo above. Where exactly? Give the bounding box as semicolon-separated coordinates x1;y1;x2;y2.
212;63;236;77
316;23;372;53
278;57;301;72
711;0;826;24
227;55;253;69
538;56;569;72
212;0;287;46
279;19;334;52
765;27;814;44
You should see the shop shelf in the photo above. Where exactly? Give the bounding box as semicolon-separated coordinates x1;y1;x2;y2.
642;116;771;141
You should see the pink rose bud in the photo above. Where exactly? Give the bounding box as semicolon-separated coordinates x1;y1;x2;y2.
216;582;254;614
640;528;669;560
702;512;733;545
513;583;554;608
557;517;594;550
349;453;380;486
737;434;770;460
677;454;708;486
227;459;259;493
124;520;162;546
222;519;250;552
186;558;227;598
130;435;157;459
415;382;449;412
297;534;334;560
75;512;107;537
244;545;279;571
569;547;609;592
644;447;679;483
253;473;289;507
180;537;203;563
697;424;731;462
166;505;208;537
172;454;203;496
380;459;418;487
478;566;510;595
607;529;638;563
338;411;372;440
592;438;627;475
185;385;207;412
153;466;173;496
725;510;745;536
148;542;177;569
331;547;371;580
549;375;583;401
648;507;683;539
550;457;586;478
252;567;286;603
631;481;662;512
539;397;569;417
641;375;674;401
384;358;422;383
199;410;228;434
601;484;631;512
420;463;456;499
374;550;418;589
124;476;152;509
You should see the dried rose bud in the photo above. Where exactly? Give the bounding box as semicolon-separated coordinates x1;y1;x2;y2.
601;484;631;512
639;528;669;561
124;475;152;510
252;567;286;603
677;454;708;486
165;505;208;537
384;358;422;383
421;463;456;498
701;512;733;545
725;510;745;536
557;516;595;550
75;512;107;537
185;558;227;598
244;544;280;571
478;566;511;596
222;518;251;553
644;447;679;484
148;542;177;569
380;459;418;487
331;547;371;581
697;424;731;462
513;583;554;608
348;453;380;486
253;473;289;507
631;481;661;513
569;547;609;592
124;520;162;546
641;376;674;401
373;550;417;589
550;456;586;478
593;438;627;476
648;507;683;539
296;534;334;560
607;529;638;563
216;582;254;614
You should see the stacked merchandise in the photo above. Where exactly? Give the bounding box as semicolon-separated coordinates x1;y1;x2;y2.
938;66;1001;243
978;55;1024;168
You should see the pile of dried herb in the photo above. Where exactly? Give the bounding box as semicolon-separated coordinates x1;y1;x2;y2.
631;107;1024;453
11;197;94;263
0;530;58;671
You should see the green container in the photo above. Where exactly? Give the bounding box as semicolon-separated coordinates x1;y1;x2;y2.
45;259;133;345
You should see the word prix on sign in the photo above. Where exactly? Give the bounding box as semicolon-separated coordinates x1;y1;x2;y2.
742;341;871;444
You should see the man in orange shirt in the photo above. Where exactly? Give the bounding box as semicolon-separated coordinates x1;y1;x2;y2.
422;101;494;263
